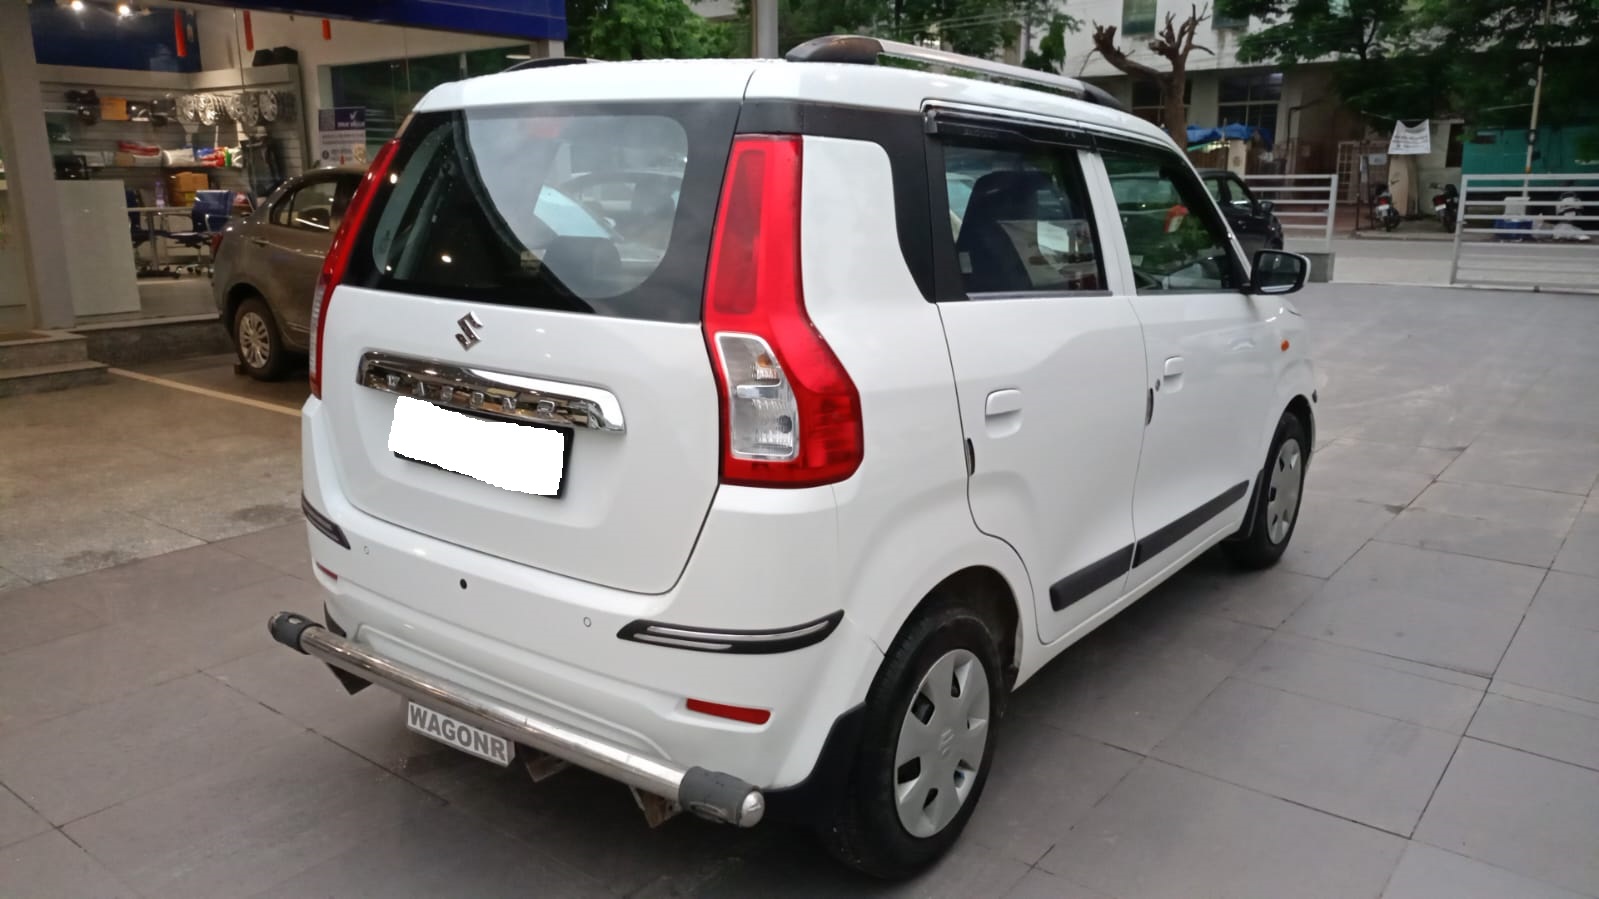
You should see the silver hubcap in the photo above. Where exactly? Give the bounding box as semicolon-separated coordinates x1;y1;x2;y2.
238;311;271;369
894;648;990;838
1266;437;1304;544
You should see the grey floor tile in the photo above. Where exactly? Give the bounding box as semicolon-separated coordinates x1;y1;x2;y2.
0;506;203;584
1280;494;1397;579
1039;759;1406;899
1415;739;1599;896
1282;543;1534;676
207;647;453;778
38;542;282;624
1147;555;1325;629
1527;570;1599;632
0;784;49;849
1306;439;1456;506
0;586;108;657
0;673;305;825
64;730;439;899
0;567;26;592
1003;868;1114;899
962;715;1140;865
211;523;313;579
1150;679;1460;834
1012;614;1268;755
247;806;609;898
1468;692;1599;773
1379;481;1583;568
1552;512;1599;578
692;833;1031;899
0;830;137;899
1235;632;1486;733
1440;432;1599;496
1496;617;1599;705
0;575;324;733
128;480;302;543
1381;843;1588;899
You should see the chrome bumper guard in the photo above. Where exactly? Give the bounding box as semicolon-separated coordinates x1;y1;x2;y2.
267;611;765;828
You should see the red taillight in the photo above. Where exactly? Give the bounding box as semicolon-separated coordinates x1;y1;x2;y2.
685;698;771;725
210;231;225;254
702;135;862;488
309;139;400;398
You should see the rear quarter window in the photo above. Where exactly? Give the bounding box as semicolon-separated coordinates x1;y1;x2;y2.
345;102;739;323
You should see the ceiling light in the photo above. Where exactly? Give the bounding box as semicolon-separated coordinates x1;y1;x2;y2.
69;0;85;11
117;2;132;15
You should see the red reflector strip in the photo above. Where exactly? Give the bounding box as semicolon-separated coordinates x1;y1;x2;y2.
686;698;771;725
314;563;339;582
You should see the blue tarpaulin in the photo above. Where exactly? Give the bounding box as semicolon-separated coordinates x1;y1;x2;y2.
1186;124;1273;146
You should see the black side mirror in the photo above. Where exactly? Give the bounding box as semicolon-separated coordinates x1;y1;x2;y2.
1257;199;1275;215
1252;249;1309;295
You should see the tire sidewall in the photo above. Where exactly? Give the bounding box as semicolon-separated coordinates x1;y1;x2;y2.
1263;413;1309;549
842;606;1004;878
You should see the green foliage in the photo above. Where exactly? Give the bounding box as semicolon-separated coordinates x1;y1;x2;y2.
566;0;736;60
1416;0;1599;128
735;0;1052;60
1022;12;1082;73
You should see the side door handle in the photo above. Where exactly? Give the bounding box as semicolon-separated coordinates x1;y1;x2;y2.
984;388;1023;438
1162;356;1185;392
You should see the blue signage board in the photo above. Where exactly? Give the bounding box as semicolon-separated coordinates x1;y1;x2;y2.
187;0;564;41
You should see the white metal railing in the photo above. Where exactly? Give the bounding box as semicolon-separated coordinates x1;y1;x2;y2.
1244;173;1339;254
1450;173;1599;292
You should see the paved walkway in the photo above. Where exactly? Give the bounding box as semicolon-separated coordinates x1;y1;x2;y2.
1;284;1597;897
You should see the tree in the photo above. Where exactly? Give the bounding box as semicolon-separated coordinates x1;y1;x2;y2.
733;0;1053;61
1090;4;1214;144
1022;11;1082;74
565;0;735;60
1218;0;1449;129
1417;0;1599;129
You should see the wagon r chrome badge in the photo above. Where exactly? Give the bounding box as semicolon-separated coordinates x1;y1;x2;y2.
455;312;484;350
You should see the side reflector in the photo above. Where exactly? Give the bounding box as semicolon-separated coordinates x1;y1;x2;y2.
314;563;339;582
686;698;771;725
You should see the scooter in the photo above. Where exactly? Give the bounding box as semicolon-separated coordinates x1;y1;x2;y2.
1549;188;1591;242
1431;182;1459;232
1373;185;1401;232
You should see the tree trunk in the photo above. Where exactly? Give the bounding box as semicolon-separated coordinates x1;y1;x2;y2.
1164;61;1188;146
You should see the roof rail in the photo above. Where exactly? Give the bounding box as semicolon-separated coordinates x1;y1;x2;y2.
785;35;1128;113
503;57;595;73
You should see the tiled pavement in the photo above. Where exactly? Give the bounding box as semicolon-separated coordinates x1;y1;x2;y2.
1;284;1597;897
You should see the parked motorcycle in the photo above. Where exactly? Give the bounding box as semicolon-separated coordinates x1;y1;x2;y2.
1373;185;1401;232
1431;182;1459;232
1549;188;1592;242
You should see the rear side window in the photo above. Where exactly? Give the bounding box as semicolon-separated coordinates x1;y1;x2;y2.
942;142;1104;296
345;102;738;323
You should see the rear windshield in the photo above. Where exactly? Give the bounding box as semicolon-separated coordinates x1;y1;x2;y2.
345;102;739;323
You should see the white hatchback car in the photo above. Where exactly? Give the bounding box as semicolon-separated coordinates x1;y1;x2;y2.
271;35;1316;879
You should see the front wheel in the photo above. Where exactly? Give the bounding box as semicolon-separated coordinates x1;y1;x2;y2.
823;601;1004;880
1226;410;1309;570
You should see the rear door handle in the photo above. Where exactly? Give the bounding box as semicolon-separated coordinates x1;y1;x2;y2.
985;389;1023;417
1163;357;1184;377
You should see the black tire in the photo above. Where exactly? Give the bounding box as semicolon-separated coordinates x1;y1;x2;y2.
1226;410;1310;570
233;296;289;381
822;600;1005;880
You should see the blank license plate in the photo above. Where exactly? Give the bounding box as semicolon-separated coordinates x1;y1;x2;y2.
406;701;513;766
388;395;567;496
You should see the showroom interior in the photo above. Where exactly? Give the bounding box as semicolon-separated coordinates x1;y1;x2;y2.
0;0;562;389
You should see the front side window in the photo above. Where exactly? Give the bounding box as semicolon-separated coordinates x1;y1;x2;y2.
1104;146;1242;293
942;142;1104;295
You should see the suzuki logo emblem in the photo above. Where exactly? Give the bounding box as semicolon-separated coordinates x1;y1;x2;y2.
455;312;483;350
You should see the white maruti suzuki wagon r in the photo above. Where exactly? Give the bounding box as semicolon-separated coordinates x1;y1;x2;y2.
270;34;1317;879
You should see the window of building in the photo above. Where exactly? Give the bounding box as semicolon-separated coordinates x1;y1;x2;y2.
329;46;527;156
941;143;1104;295
1102;146;1243;293
1131;80;1192;129
1123;0;1157;35
1217;71;1283;139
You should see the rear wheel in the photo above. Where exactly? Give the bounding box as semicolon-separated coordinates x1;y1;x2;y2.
1226;410;1309;570
823;600;1003;880
233;296;289;381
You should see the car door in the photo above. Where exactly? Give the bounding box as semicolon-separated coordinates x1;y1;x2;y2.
262;174;348;343
928;113;1149;645
1098;143;1277;585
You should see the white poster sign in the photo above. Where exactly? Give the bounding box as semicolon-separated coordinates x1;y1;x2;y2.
317;106;367;167
1389;120;1432;155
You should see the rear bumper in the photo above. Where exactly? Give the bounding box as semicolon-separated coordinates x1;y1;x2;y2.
267;610;766;828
